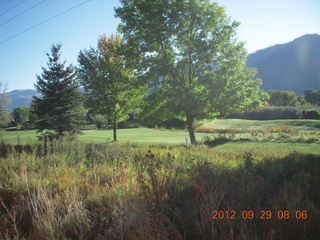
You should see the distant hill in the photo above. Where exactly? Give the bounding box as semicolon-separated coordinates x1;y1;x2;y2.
7;88;84;112
7;89;39;112
247;34;320;95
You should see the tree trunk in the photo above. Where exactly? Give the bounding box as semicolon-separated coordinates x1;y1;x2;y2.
113;121;117;141
186;114;197;145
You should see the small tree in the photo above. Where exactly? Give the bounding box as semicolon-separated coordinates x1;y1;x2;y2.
78;35;144;141
32;44;82;138
116;0;267;144
13;106;30;126
267;90;298;106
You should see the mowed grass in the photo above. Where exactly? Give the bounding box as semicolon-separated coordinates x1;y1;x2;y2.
0;128;210;145
1;119;319;154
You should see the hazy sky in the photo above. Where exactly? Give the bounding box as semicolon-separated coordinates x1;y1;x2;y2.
0;0;319;91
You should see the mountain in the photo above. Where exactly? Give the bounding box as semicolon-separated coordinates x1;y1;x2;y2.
247;34;320;95
7;88;84;112
7;89;39;112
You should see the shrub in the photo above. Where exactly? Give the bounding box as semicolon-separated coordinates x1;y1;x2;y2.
158;118;186;129
195;125;216;133
301;110;320;119
267;125;298;134
244;106;300;120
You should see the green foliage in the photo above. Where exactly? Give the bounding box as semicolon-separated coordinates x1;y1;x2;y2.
89;113;109;129
116;0;267;144
13;106;29;125
304;89;320;106
267;90;298;106
297;95;308;105
32;44;82;138
244;106;300;120
229;105;320;120
78;35;145;141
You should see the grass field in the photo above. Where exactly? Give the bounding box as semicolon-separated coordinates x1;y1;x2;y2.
0;128;210;145
1;119;319;154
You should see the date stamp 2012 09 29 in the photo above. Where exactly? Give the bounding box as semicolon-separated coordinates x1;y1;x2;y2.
210;210;308;220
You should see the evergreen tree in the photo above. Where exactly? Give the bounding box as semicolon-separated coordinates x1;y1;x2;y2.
32;44;82;138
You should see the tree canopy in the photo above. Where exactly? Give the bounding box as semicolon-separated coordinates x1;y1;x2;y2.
78;35;145;141
116;0;267;144
267;90;298;106
32;44;82;138
304;89;320;106
13;106;30;125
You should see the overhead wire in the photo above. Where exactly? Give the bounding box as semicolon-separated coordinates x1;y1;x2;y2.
0;0;28;17
0;0;93;45
0;0;47;28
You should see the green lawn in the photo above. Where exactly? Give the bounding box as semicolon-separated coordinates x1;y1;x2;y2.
1;119;319;154
0;128;210;145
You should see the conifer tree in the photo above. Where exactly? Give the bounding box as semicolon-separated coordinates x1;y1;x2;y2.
32;44;82;138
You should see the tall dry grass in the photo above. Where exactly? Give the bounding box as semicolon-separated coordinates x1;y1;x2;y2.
0;138;319;239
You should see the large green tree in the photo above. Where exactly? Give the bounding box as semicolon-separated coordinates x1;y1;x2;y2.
116;0;267;144
267;90;298;106
78;35;144;141
32;44;82;138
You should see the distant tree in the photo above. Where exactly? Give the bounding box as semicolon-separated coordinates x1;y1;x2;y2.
297;95;308;105
0;80;10;127
78;35;144;141
304;89;320;106
32;44;82;138
13;106;29;125
89;113;109;129
116;0;267;144
267;90;298;106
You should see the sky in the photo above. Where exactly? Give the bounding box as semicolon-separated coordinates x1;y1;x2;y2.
0;0;319;91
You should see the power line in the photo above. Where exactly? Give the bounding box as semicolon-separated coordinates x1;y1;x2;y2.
0;0;47;28
0;0;93;45
0;0;28;17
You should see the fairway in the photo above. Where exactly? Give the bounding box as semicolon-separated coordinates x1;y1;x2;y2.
1;119;320;154
0;128;210;145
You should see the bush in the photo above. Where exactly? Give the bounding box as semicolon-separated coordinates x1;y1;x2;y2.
79;124;97;130
301;110;320;119
244;106;300;120
266;125;298;134
196;125;241;134
195;125;216;133
118;119;141;129
158;118;186;129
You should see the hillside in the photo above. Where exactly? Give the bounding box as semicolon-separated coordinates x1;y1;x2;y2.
247;34;320;94
7;89;38;112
